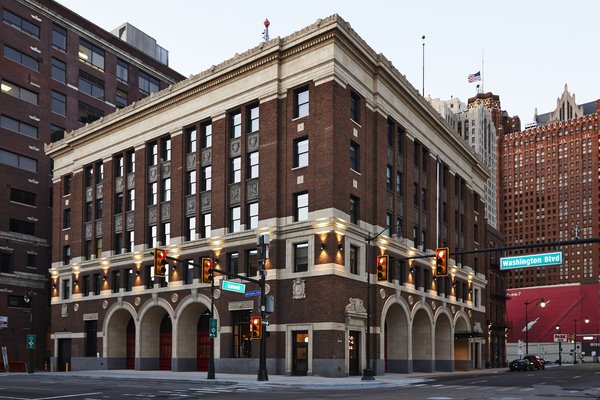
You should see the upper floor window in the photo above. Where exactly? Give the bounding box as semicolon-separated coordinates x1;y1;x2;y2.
186;127;197;153
95;163;104;184
116;59;128;83
63;175;72;195
78;101;104;124
138;71;159;95
1;114;37;139
126;150;135;173
115;89;127;108
201;122;212;148
51;24;67;51
0;149;37;173
247;152;259;179
294;192;308;222
160;137;171;162
10;218;35;236
230;206;241;233
230;157;241;183
349;196;359;224
202;166;212;191
79;71;105;100
3;45;38;71
51;58;66;83
247;202;259;229
350;142;359;171
84;166;93;187
161;178;171;202
386;166;392;190
294;242;308;272
3;10;39;38
293;138;308;168
350;91;360;123
10;188;36;206
1;80;38;105
148;142;158;166
294;86;309;118
78;39;105;71
230;111;241;139
51;91;66;116
114;155;124;177
248;104;259;133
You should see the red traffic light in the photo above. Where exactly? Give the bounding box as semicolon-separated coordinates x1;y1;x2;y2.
201;257;214;283
250;316;262;339
153;248;168;277
376;254;388;281
435;247;449;276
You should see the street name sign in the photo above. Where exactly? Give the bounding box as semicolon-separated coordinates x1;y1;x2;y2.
500;251;563;270
222;280;246;294
244;289;261;297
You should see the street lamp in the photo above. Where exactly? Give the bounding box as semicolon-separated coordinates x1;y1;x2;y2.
573;318;589;364
524;298;545;355
555;325;562;366
23;289;36;374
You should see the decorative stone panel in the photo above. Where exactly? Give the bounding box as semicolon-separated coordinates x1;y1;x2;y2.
247;133;259;151
114;215;122;233
95;220;102;237
115;176;124;193
230;138;242;158
161;203;171;221
127;173;135;188
161;162;171;179
95;184;103;199
229;184;240;205
126;211;135;230
246;180;259;201
186;153;196;171
84;222;93;240
201;148;211;167
386;192;393;210
148;205;157;225
148;166;158;183
200;192;211;212
86;187;93;202
185;196;195;216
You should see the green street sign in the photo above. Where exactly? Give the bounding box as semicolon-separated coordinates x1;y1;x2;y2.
26;334;36;350
209;318;217;338
222;280;246;294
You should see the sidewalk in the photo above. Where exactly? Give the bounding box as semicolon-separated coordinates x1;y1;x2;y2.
50;367;509;389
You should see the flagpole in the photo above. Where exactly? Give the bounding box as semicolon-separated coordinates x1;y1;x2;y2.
481;49;484;92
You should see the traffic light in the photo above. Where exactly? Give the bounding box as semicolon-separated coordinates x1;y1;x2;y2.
153;248;167;277
376;254;388;281
201;257;213;283
249;316;262;340
435;247;449;276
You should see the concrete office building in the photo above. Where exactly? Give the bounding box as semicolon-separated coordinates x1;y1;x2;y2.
0;0;184;371
46;15;492;377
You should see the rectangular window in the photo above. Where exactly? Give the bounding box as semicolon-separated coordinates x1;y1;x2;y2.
230;157;241;183
115;89;127;108
82;275;90;296
148;182;158;205
227;252;239;275
62;245;71;265
52;24;67;50
202;122;212;148
84;201;92;222
396;172;403;195
51;91;66;116
247;152;259;179
114;232;122;255
161;137;171;162
294;242;308;272
248;104;259;133
85;166;93;187
0;252;13;274
138;71;159;95
116;58;128;83
79;71;104;100
63;209;71;229
201;213;211;238
127;230;134;253
186;127;197;153
149;225;157;248
247;202;259;229
230;206;241;233
111;270;121;293
1;114;37;139
93;273;101;295
1;80;38;105
95;163;103;184
294;138;309;168
349;245;358;274
161;178;171;202
3;10;39;38
51;125;65;142
78;101;104;124
114;155;124;177
386;166;392;190
184;261;194;284
413;183;419;206
126;150;136;173
202;166;212;191
114;192;123;214
62;279;70;300
148;142;158;166
421;188;428;210
95;198;103;219
26;254;35;269
186;171;196;195
350;196;359;224
78;39;105;71
230;111;242;139
3;45;38;71
125;189;134;212
125;268;133;291
294;192;309;222
350;91;360;123
51;57;66;83
162;223;170;246
350;142;359;171
186;216;196;241
10;188;36;206
84;320;97;354
0;149;37;173
245;249;258;277
294;86;309;118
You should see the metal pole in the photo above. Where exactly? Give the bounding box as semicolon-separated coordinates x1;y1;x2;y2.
556;326;562;366
257;236;268;381
207;278;215;379
421;35;425;96
573;320;577;364
525;302;529;355
362;234;374;380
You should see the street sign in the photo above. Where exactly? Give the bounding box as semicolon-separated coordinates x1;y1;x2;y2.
554;333;568;342
26;334;36;350
499;251;563;270
222;280;246;294
209;318;217;338
244;289;261;297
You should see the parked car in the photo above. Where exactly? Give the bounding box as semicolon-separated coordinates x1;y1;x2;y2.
509;358;534;371
524;355;545;370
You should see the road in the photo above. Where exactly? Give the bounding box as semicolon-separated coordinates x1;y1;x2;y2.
0;363;598;399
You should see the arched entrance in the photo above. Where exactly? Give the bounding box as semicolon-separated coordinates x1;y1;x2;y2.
138;305;171;370
174;300;211;371
105;307;135;369
384;303;409;373
159;316;172;370
454;316;470;370
434;312;453;371
412;308;433;372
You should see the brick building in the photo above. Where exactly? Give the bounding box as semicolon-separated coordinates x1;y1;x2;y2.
0;0;184;371
46;15;491;377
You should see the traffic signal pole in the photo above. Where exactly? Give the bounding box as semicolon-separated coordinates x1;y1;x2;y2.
208;277;215;379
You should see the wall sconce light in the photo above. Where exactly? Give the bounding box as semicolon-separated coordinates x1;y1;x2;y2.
73;281;78;286
103;275;107;281
135;270;140;277
452;281;457;288
320;242;326;250
337;243;343;252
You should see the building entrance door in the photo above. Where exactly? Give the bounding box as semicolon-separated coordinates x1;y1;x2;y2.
292;331;308;376
126;317;135;369
349;331;360;376
57;338;71;372
196;314;210;371
159;316;172;370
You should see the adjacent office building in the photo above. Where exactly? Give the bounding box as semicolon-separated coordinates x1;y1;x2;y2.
0;0;184;370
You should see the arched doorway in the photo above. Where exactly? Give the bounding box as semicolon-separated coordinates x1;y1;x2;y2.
434;313;453;371
126;318;135;369
105;307;135;369
454;316;470;370
197;313;210;371
159;315;172;370
384;303;409;373
412;308;433;372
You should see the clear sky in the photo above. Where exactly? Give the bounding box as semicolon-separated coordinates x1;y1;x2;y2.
57;0;599;125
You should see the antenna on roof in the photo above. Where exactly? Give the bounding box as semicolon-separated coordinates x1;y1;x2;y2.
262;18;270;41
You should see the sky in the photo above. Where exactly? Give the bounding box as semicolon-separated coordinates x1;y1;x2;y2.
56;0;599;124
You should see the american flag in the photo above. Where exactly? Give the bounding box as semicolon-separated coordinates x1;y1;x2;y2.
468;71;481;83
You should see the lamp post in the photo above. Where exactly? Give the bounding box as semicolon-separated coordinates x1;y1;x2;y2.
524;298;545;356
555;325;562;366
23;289;36;374
573;318;589;364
